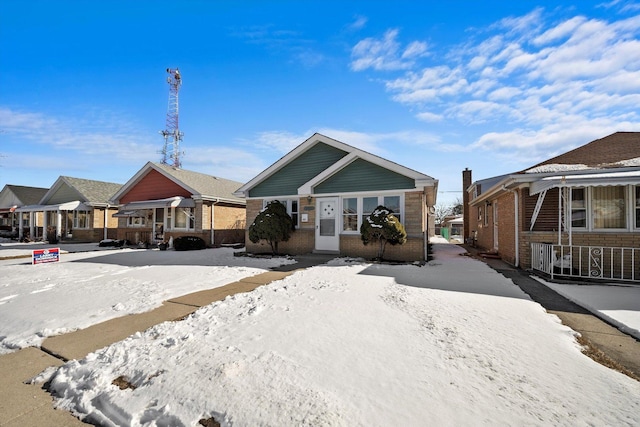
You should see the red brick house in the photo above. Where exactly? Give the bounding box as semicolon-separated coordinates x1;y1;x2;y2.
234;133;439;261
110;162;246;246
464;132;640;282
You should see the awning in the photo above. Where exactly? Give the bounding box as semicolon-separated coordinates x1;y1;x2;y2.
0;205;18;213
530;170;640;195
15;201;92;212
112;197;195;217
112;210;145;218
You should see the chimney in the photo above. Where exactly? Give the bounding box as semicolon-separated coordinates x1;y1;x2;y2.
462;168;472;240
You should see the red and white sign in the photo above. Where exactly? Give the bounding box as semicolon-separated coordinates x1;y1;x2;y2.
32;248;60;265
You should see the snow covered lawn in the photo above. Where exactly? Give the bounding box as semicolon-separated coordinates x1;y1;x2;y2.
0;246;295;353
36;244;639;426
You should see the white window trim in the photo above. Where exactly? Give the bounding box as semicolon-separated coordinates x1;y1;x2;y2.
263;198;300;228
173;207;195;231
339;194;404;234
570;185;635;232
73;210;91;229
634;185;640;230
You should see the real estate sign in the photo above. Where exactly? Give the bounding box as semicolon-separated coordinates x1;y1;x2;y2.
32;248;60;264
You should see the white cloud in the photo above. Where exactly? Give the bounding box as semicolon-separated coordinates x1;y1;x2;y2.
356;7;640;162
350;29;428;71
347;15;368;31
415;111;443;122
0;107;157;164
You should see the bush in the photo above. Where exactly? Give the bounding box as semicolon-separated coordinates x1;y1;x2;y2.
360;205;407;260
248;201;294;255
173;235;206;251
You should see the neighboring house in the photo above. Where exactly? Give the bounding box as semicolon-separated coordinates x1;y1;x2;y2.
442;215;464;243
15;177;122;242
234;133;439;261
464;131;640;282
0;185;48;238
110;162;245;246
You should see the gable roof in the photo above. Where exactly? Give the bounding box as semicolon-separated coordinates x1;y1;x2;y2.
1;185;48;206
234;133;437;198
110;162;245;205
523;132;640;173
41;176;122;206
469;131;640;205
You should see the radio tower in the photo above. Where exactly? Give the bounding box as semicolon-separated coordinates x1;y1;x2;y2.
160;68;184;168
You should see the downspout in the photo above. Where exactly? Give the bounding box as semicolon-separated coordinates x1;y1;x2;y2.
211;199;219;246
502;186;519;267
422;193;427;261
103;205;109;241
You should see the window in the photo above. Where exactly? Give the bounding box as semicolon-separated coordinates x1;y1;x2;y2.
636;186;640;228
384;196;401;223
21;213;30;227
478;206;483;222
263;199;300;228
128;210;149;227
175;208;195;229
342;194;403;233
342;198;358;231
571;188;586;228
362;196;378;225
592;186;625;229
73;210;90;229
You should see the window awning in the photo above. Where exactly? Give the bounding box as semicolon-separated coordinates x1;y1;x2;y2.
113;197;195;217
530;170;640;195
0;205;18;213
112;210;145;218
15;201;92;212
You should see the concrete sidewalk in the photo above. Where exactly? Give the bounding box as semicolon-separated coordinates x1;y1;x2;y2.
465;245;640;379
0;266;307;426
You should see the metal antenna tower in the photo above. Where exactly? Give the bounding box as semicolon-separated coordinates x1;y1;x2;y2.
160;68;184;168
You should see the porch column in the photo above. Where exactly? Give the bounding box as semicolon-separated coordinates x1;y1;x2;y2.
18;214;24;240
56;211;62;241
41;211;49;240
31;212;36;239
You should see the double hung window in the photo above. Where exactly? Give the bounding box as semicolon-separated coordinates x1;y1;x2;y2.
342;194;403;232
263;199;299;228
73;210;90;229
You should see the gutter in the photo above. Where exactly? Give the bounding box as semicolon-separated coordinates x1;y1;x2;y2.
502;185;519;267
211;198;220;246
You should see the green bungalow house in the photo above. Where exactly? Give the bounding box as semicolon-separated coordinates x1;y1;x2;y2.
234;133;439;261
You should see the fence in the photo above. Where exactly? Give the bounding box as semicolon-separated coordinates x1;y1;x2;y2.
531;242;639;283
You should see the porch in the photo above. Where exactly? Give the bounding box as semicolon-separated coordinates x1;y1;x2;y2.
531;242;640;283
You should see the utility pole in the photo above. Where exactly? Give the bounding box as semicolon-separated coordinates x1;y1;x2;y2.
160;68;184;168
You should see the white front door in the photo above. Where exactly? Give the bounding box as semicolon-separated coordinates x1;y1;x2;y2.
315;197;339;252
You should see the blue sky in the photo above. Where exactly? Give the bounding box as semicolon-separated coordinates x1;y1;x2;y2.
1;0;639;206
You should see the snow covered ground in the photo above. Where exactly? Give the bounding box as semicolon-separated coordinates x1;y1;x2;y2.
536;277;640;340
0;243;295;353
8;243;634;426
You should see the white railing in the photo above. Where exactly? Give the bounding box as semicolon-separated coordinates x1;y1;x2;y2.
531;243;639;283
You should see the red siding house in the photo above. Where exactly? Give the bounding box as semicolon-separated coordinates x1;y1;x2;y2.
110;162;246;246
465;132;640;283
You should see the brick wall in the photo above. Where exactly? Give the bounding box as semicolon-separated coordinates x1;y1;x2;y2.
520;231;640;269
245;197;426;260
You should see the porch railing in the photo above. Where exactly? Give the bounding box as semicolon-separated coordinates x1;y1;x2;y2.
531;242;639;283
